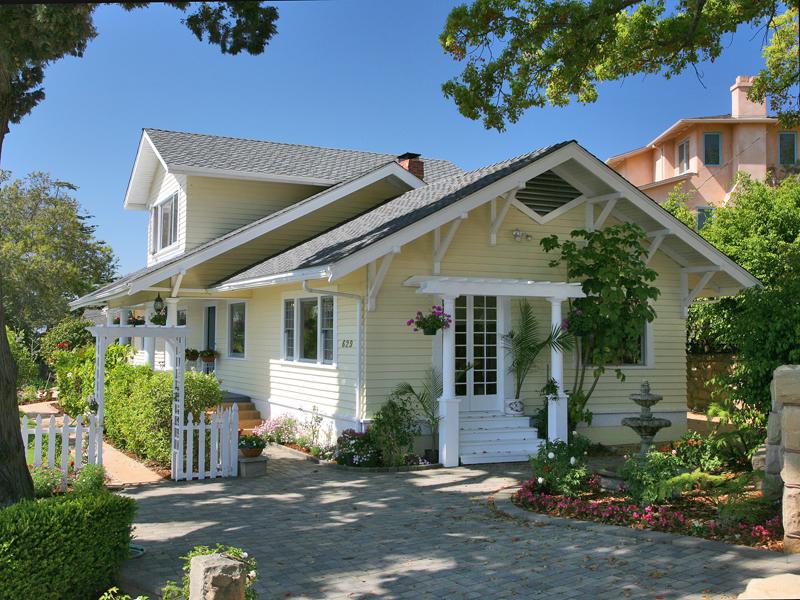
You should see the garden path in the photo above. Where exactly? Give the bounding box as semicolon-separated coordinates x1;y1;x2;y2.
119;445;799;599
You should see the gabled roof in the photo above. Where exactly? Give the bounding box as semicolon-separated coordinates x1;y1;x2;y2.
215;141;760;293
124;128;463;208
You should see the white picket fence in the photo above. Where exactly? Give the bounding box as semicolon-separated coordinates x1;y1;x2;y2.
174;405;238;481
21;413;102;490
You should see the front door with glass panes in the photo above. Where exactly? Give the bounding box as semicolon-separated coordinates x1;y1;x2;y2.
454;295;500;412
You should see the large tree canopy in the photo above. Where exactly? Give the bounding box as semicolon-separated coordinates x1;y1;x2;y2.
0;2;278;506
440;1;798;131
0;172;117;336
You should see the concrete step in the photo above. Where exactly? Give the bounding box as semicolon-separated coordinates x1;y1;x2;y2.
460;426;540;443
460;437;541;455
460;450;534;465
460;414;533;430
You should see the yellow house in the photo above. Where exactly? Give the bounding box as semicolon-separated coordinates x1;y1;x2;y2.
71;129;759;466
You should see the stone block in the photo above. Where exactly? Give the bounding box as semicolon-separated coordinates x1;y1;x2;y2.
189;553;245;600
767;411;782;445
752;444;766;472
762;472;783;501
765;443;784;475
783;406;800;450
737;573;800;598
773;365;800;410
783;486;800;554
783;451;800;485
238;455;268;478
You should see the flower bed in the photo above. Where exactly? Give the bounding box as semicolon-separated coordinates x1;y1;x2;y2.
513;479;783;550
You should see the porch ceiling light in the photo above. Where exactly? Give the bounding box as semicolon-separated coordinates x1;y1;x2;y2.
153;292;165;314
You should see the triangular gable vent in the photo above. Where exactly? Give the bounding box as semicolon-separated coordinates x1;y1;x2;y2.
515;170;581;215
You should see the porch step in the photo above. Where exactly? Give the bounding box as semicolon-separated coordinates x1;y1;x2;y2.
217;391;264;433
460;450;536;465
218;402;256;412
459;412;542;465
221;391;252;403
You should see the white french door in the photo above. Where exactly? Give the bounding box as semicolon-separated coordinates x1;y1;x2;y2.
454;295;500;412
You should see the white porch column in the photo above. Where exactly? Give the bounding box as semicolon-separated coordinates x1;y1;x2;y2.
142;303;155;369
119;308;131;345
104;308;113;326
547;298;568;442
438;294;461;467
164;298;179;371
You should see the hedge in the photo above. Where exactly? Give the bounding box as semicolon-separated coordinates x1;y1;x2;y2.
104;364;222;466
39;315;95;365
0;491;136;600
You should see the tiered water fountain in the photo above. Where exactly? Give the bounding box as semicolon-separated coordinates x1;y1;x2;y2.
622;381;671;455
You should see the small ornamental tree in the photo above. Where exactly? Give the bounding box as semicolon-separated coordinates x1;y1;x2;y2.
541;223;660;427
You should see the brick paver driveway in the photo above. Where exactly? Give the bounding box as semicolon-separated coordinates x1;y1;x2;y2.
121;446;798;599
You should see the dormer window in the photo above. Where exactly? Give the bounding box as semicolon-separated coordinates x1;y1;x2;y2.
150;193;178;254
677;139;690;174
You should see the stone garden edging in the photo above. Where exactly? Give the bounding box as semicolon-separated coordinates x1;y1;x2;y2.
489;487;800;561
267;442;442;472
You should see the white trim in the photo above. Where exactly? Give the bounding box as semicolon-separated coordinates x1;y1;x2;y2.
405;276;585;300
366;250;398;311
167;164;338;186
489;191;514;245
226;300;248;359
646;232;668;265
215;268;330;292
433;216;466;274
129;163;420;294
124;131;170;210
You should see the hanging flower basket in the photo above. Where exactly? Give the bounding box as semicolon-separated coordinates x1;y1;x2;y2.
185;348;200;361
406;305;452;335
199;349;218;363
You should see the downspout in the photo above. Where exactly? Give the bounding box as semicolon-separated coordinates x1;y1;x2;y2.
302;280;364;432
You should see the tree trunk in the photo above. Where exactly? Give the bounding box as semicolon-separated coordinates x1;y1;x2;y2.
0;259;35;506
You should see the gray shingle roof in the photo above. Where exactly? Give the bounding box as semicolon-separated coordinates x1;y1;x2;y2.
145;129;463;184
217;141;574;286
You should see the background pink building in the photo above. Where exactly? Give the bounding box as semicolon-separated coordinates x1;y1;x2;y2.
608;76;799;227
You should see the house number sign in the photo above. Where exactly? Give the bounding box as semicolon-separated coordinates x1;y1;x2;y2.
341;339;354;348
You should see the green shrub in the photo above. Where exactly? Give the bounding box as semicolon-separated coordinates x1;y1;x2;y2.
53;344;132;416
0;491;136;600
39;315;94;365
6;326;38;387
73;464;106;495
162;544;257;600
104;366;222;466
17;383;41;405
333;429;381;467
620;451;685;504
370;396;419;467
672;431;724;472
527;435;591;497
30;466;64;498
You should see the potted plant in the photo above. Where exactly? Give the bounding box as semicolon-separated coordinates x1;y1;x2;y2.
185;348;200;362
406;305;452;336
199;349;218;363
502;299;572;416
238;434;266;458
150;313;167;326
394;368;442;463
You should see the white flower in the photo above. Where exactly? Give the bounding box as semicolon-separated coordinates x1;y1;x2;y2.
547;452;555;460
572;430;577;436
241;552;248;558
248;570;256;579
570;457;577;465
537;477;544;485
671;449;677;455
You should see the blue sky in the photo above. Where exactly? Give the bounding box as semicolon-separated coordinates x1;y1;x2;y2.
2;1;768;274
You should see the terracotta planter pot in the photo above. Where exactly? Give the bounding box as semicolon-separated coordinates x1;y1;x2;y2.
201;355;216;363
240;448;263;458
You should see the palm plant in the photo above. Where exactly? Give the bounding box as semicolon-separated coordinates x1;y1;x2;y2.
503;299;572;401
394;368;442;457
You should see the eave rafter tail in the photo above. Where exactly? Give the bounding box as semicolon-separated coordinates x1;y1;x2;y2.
433;213;468;274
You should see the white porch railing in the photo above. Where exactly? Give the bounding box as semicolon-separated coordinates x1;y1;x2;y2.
173;405;238;481
21;413;102;491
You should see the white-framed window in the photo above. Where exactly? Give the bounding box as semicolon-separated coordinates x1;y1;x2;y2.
602;321;652;368
779;131;797;166
177;308;187;327
228;302;246;358
282;295;335;365
677;139;690;174
703;132;721;166
149;193;178;254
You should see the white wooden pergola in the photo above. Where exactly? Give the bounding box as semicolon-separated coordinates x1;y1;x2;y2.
405;276;585;467
87;325;190;474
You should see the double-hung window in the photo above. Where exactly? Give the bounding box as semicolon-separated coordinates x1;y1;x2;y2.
779;132;797;166
677;140;690;174
696;206;714;230
703;133;721;166
283;295;335;365
228;302;246;358
149;193;178;254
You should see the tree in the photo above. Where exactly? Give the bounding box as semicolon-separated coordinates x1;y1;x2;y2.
541;223;660;424
0;2;279;506
661;184;697;230
440;1;797;131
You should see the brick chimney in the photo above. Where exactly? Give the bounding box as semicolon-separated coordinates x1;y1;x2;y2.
730;75;766;118
397;152;424;180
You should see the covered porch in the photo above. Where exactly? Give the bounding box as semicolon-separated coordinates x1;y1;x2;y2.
405;276;586;467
